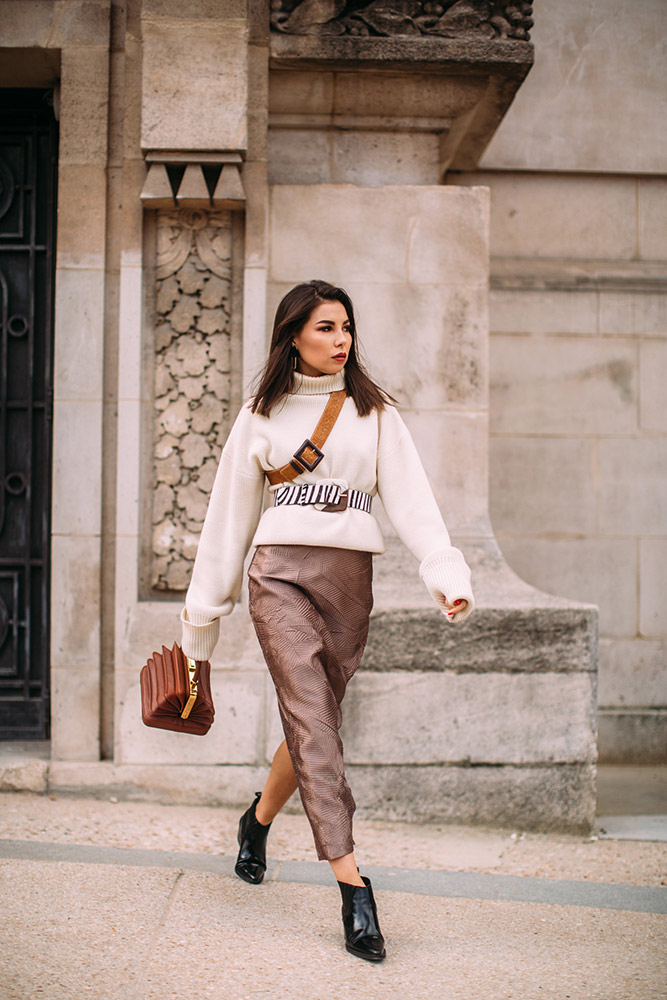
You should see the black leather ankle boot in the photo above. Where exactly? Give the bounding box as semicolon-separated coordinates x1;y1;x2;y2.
337;876;386;962
235;791;272;885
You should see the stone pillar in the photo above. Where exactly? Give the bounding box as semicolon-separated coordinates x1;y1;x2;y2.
49;9;112;761
111;0;261;771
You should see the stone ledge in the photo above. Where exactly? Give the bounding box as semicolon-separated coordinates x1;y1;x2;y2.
269;34;533;172
0;760;48;794
350;763;597;833
270;33;533;73
44;760;595;833
368;535;599;676
490;256;667;293
0;742;50;794
363;607;598;673
47;761;269;807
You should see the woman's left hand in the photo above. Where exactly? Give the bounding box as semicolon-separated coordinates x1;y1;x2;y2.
443;597;468;619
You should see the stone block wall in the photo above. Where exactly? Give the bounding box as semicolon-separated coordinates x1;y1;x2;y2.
450;169;667;762
466;0;667;762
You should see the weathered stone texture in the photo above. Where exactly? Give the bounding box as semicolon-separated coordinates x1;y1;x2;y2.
598;638;667;708
349;763;596;833
51;667;100;762
355;283;488;409
490;438;596;535
638;178;667;260
598;439;667;536
50;536;102;668
140;17;248;151
45;759;596;835
496;538;636;639
490;288;597;336
400;411;490;537
342;671;596;765
599;292;667;337
479;0;667;174
640;341;667;432
490;336;637;436
51;400;103;535
47;761;272;808
598;712;667;766
362;607;597;674
0;758;48;794
456;171;636;261
59;45;110;166
639;539;667;636
53;268;105;396
269;129;440;186
270;185;488;287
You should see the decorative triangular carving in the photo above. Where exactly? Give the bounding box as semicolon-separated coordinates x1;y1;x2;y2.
212;164;245;208
140;163;175;208
176;164;210;206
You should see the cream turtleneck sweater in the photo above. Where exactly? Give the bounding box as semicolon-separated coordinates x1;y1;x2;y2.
181;370;474;660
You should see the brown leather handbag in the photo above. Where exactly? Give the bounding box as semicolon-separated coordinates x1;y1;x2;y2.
140;642;215;735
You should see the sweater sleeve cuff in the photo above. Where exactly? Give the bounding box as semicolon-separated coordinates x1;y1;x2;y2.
180;608;221;661
418;547;475;624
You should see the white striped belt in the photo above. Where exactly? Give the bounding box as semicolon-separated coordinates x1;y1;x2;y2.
272;482;373;514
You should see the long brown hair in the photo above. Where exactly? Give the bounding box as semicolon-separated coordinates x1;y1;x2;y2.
250;280;396;417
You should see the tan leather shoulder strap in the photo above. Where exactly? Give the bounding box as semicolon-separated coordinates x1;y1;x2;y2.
266;389;347;486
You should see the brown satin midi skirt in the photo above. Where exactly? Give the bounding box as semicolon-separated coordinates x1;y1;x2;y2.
248;544;374;861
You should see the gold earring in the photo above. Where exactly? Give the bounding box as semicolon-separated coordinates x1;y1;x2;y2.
291;344;298;370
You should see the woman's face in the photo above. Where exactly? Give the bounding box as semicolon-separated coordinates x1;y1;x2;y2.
292;300;352;377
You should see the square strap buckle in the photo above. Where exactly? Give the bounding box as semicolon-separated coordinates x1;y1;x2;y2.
292;438;324;473
321;490;348;513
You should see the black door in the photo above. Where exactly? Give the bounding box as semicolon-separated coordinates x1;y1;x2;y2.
0;90;58;739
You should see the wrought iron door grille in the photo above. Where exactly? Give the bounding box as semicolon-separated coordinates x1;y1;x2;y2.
0;91;57;739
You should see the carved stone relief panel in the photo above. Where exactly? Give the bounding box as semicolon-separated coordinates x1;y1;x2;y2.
150;208;233;592
271;0;533;39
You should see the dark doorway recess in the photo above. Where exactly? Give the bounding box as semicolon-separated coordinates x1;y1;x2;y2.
0;89;58;739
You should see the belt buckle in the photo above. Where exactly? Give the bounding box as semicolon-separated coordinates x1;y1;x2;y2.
321;489;348;513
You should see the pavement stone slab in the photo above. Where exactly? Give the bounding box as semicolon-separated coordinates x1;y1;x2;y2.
1;858;665;1000
0;859;176;1000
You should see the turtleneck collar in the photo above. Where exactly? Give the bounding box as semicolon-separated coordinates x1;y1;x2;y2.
291;370;346;395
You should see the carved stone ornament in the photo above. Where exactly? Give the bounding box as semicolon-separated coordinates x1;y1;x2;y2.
151;208;233;592
270;0;532;38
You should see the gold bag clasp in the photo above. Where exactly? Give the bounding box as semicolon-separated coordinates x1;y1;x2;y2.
181;656;199;719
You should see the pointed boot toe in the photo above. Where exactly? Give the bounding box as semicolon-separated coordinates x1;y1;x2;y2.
338;875;386;962
235;791;272;885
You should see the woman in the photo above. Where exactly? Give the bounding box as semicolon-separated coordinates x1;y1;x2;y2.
180;279;474;962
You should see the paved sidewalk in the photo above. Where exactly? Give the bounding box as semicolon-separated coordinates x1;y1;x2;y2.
1;789;666;1000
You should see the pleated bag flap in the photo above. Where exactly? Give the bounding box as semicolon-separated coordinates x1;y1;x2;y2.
140;642;214;736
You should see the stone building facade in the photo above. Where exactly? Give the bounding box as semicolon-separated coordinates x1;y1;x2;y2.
0;0;664;822
475;1;667;764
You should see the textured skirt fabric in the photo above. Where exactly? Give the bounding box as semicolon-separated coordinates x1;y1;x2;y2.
248;544;373;861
